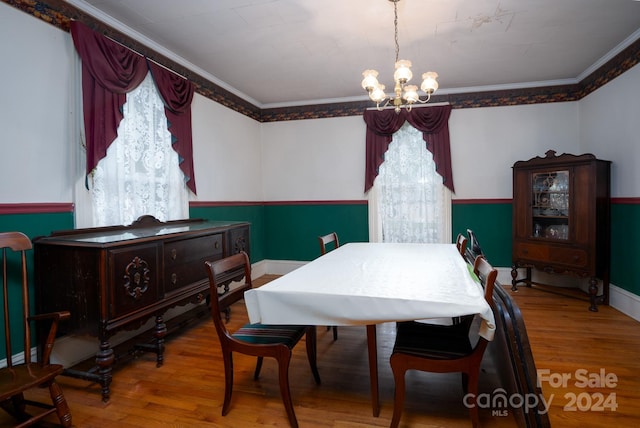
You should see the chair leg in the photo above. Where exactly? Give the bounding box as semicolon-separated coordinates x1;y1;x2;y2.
305;326;321;384
0;393;28;421
332;326;338;341
389;354;407;428
254;356;264;380
221;350;234;416
465;370;481;428
462;372;469;394
48;381;72;427
276;351;298;428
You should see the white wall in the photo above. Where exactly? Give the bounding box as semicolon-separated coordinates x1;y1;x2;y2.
261;116;366;201
259;103;581;201
0;3;264;207
579;63;640;198
449;102;579;199
0;2;74;203
3;2;638;208
190;94;262;201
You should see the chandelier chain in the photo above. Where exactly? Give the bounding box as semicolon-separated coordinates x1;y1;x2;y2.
361;0;439;111
393;0;399;63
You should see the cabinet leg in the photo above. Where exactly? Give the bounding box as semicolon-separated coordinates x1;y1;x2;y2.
61;339;114;402
96;340;114;403
588;277;599;312
154;315;167;367
511;266;533;291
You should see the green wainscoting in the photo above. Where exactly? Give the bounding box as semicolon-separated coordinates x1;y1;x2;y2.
452;201;514;268
453;200;638;296
192;202;369;262
263;203;369;261
610;203;640;295
0;212;74;241
190;204;266;262
1;200;636;360
0;212;74;359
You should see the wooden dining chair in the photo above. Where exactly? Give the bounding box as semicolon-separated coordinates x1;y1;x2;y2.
389;255;497;428
318;232;339;255
456;233;468;258
317;232;340;340
0;232;72;427
466;229;485;259
205;251;321;428
451;233;471;325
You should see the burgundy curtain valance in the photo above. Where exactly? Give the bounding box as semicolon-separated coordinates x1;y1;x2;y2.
71;21;196;194
363;105;454;193
148;61;196;193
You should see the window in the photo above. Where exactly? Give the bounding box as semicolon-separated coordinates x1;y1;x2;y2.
80;73;188;227
369;122;451;243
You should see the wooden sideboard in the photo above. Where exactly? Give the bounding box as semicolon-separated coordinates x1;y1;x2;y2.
33;216;250;402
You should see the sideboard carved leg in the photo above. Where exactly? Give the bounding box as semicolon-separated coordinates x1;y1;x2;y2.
96;340;114;403
154;315;167;367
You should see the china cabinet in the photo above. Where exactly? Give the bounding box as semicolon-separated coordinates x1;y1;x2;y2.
511;150;610;311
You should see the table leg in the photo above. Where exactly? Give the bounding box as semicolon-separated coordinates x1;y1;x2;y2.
366;324;379;417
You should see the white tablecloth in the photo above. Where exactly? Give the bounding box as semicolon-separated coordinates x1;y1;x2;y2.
245;242;495;340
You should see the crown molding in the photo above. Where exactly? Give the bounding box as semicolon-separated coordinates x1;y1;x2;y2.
5;0;639;122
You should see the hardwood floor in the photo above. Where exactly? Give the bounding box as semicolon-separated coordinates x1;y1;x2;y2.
4;276;639;427
509;283;640;428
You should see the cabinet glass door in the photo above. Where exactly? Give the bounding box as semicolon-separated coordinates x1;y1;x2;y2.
531;170;569;239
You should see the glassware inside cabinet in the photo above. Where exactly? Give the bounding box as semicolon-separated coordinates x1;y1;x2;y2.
531;170;569;239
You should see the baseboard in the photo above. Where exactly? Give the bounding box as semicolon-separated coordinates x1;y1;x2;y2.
261;259;306;275
609;284;640;322
250;259;268;278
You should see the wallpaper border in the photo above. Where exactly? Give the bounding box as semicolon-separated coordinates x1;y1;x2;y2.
4;0;639;122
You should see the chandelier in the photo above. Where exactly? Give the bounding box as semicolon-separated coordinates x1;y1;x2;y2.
361;0;439;113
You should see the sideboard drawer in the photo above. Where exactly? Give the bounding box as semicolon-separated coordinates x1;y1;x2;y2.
164;234;224;293
109;244;161;320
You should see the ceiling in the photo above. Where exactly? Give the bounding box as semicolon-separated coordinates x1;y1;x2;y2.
67;0;640;108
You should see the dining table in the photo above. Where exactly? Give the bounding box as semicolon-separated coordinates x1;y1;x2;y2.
244;242;496;417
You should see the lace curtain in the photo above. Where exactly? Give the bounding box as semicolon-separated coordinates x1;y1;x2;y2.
371;122;451;243
90;73;189;226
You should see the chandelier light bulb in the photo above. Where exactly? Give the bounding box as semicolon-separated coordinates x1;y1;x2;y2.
362;70;380;91
403;85;419;103
370;84;387;103
420;72;439;94
393;60;413;84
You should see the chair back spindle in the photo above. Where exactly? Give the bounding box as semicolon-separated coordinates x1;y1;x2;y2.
1;232;33;367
